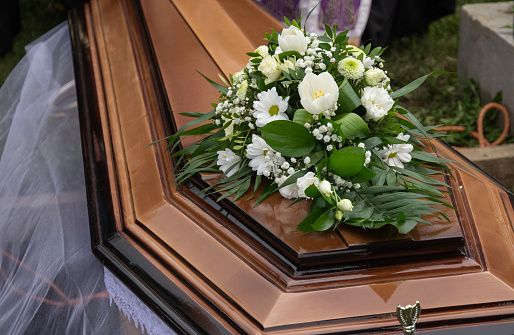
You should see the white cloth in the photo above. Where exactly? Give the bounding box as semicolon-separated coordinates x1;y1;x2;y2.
0;22;173;335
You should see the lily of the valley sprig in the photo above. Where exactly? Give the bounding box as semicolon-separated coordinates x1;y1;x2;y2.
161;16;452;234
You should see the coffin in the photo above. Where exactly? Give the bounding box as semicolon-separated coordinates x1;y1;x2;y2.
69;0;514;333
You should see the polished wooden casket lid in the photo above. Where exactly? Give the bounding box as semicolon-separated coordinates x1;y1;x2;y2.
70;0;514;333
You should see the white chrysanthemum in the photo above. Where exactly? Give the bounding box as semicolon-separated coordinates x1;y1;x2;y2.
361;86;394;122
253;87;290;127
296;172;320;198
258;55;281;85
378;133;413;169
276;175;299;199
246;135;271;176
338;57;365;80
216;148;241;177
246;135;285;177
298;72;339;115
278;26;309;55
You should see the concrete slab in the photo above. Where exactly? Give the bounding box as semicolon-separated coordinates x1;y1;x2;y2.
458;2;514;134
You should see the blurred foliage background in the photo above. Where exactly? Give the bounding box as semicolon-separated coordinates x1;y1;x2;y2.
0;0;512;147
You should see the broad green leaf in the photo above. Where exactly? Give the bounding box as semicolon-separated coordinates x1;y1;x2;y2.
292;109;314;126
390;71;449;99
333;113;369;139
305;184;321;198
396;219;417;234
312;208;336;231
261;120;317;157
328;146;365;177
363;136;383;149
336;79;362;114
348;166;376;183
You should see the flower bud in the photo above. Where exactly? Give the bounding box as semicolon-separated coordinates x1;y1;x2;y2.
337;199;353;212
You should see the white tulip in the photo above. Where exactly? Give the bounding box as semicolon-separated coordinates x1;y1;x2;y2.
278;26;309;55
298;72;339;115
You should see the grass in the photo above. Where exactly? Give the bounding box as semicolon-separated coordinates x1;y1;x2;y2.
0;0;66;86
1;0;512;147
385;0;513;147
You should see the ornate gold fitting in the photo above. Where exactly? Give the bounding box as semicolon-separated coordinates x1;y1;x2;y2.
396;301;421;335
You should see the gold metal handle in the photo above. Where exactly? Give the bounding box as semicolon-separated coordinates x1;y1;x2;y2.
396;301;420;335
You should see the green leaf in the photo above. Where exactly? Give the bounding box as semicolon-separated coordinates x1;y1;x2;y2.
332;113;369;140
261;120;317;157
336;79;362;114
396;219;417;234
348;166;376;183
292;109;314;126
297;207;334;232
279;170;308;189
305;184;321;198
255;181;278;206
327;146;365;177
363;136;383;149
198;71;228;95
318;35;332;43
233;177;252;201
390;71;449;99
312;208;336;231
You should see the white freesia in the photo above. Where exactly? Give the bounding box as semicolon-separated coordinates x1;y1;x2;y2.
224;120;234;137
216;148;241;177
378;133;414;169
276;175;299;199
279;58;296;72
233;70;247;83
365;68;387;86
237;80;248;100
298;72;339;115
258;55;281;85
318;180;332;197
296;172;320;198
253;87;290;127
361;86;394;122
278;26;309;55
337;199;353;212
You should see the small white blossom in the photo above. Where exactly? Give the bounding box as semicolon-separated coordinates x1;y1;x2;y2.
379;133;414;169
318;180;332;197
337;199;353;212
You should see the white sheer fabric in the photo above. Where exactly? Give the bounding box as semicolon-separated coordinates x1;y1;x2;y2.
0;23;173;335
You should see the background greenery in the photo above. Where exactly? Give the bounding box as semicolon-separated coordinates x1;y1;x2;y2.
0;0;66;86
0;0;512;147
385;0;513;147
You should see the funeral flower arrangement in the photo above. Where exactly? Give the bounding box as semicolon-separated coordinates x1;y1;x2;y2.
164;17;451;234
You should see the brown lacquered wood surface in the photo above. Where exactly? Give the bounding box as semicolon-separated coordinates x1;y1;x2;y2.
74;0;514;333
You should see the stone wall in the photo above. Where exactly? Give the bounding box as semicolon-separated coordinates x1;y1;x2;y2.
458;2;514;134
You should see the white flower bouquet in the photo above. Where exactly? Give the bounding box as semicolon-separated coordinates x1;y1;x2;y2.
163;16;452;234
